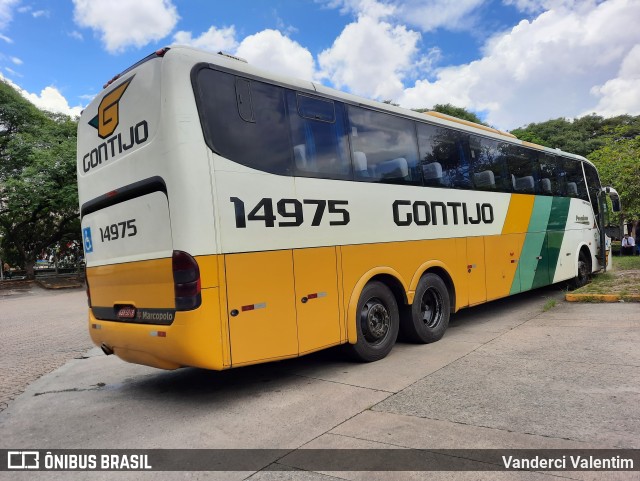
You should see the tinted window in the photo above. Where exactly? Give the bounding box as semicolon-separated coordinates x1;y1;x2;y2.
348;106;420;184
563;159;589;201
297;94;335;122
538;153;564;196
288;92;351;179
503;144;539;194
469;136;510;191
583;162;602;217
195;68;292;175
418;123;471;189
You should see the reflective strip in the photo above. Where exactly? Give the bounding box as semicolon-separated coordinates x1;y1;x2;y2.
150;331;167;337
242;302;267;311
307;292;327;299
92;323;102;330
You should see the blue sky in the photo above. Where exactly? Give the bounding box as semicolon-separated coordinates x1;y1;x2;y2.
1;0;639;130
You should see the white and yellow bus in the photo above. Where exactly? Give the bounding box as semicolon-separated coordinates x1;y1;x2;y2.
77;46;619;370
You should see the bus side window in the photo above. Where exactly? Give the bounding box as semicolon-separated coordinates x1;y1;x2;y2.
539;153;563;196
287;92;352;180
564;159;589;201
195;68;292;176
347;106;420;185
470;135;510;191
503;144;538;194
235;78;255;122
418;123;471;189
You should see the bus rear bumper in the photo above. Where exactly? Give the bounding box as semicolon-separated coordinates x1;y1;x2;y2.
88;287;226;370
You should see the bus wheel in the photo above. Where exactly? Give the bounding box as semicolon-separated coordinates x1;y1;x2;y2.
570;251;591;289
401;273;450;343
347;281;399;362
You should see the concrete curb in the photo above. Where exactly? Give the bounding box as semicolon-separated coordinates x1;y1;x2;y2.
35;280;84;290
566;293;640;302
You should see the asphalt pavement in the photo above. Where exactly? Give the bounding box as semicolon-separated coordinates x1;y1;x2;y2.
0;284;638;480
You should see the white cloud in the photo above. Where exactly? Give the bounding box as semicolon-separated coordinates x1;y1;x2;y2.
32;10;49;18
587;44;640;117
326;0;397;20
0;0;18;30
326;0;486;32
318;13;422;100
397;0;640;130
0;32;12;43
0;73;83;117
10;55;21;64
502;0;585;15
24;86;83;117
72;0;179;53
173;26;238;53
235;29;316;81
395;0;486;32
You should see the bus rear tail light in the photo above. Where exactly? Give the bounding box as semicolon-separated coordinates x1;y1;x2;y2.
172;251;201;311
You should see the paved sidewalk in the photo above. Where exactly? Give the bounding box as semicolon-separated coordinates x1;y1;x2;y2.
0;286;91;412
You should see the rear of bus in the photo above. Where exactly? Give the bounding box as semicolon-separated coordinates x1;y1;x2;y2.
77;48;227;370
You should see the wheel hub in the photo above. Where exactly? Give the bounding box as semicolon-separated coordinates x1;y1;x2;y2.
421;287;443;329
361;299;390;343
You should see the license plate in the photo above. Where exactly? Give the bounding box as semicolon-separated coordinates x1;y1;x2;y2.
117;306;136;319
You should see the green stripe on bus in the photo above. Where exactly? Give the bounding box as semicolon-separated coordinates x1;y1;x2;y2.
511;196;553;294
542;197;572;283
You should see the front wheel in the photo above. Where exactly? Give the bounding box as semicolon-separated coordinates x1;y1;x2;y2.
346;281;399;362
569;251;591;290
400;273;450;343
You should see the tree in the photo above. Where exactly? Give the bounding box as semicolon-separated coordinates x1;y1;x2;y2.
0;80;79;279
414;103;488;126
588;135;640;235
510;114;640;155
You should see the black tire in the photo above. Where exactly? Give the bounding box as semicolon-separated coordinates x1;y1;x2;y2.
346;281;399;362
569;251;591;290
400;273;450;343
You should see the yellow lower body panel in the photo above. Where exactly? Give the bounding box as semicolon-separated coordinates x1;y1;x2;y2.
89;287;226;371
86;232;544;371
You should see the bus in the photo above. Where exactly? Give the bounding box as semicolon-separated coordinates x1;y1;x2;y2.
77;46;620;370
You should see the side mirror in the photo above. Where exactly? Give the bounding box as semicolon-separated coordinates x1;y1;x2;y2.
604;187;621;212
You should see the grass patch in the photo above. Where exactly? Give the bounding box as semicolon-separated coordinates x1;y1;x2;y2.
571;255;640;299
613;255;640;270
542;299;557;311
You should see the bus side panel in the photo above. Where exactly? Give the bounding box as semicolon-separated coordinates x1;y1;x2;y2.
225;250;298;367
484;233;524;301
293;247;342;355
466;236;486;306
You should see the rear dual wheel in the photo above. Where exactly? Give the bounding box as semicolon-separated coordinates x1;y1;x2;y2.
401;273;450;343
346;281;399;362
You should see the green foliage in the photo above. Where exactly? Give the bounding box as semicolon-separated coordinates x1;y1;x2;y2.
413;103;488;126
588;136;640;221
0;80;79;279
510;114;640;156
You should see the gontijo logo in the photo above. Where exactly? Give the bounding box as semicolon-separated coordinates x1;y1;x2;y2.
82;75;149;174
88;77;133;139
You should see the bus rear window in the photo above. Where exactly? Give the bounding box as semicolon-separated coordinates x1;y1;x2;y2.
195;68;292;176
